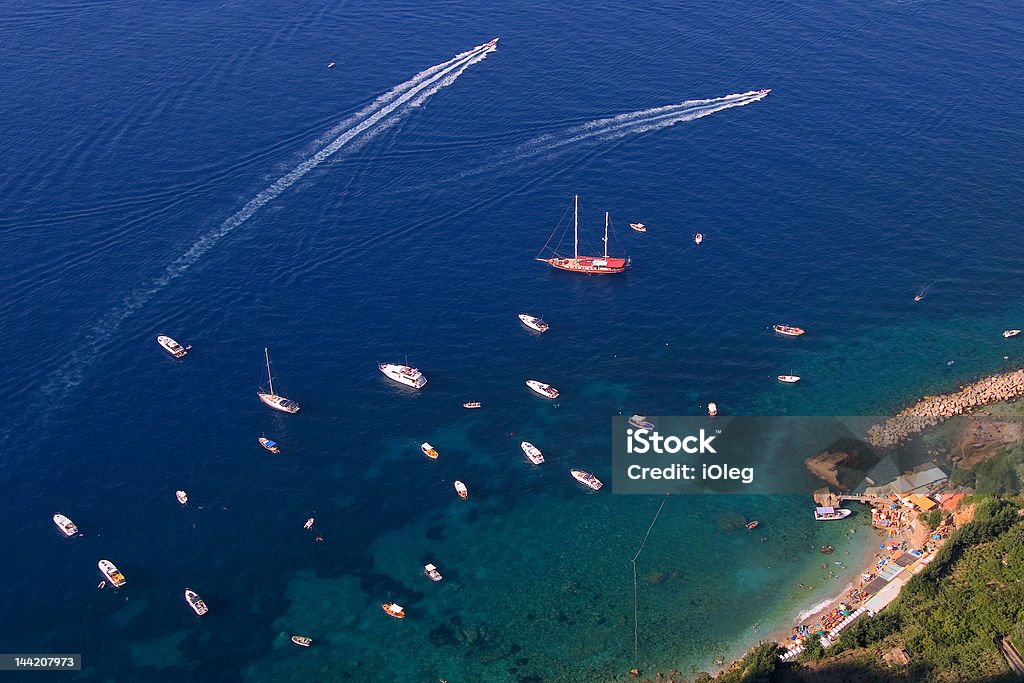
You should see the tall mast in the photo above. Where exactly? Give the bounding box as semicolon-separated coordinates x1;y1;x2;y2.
264;347;274;396
573;194;579;259
603;211;609;258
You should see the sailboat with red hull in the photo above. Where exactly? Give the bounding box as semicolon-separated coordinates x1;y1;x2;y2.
536;195;629;274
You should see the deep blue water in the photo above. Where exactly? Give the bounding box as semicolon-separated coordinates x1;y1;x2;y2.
3;0;1024;680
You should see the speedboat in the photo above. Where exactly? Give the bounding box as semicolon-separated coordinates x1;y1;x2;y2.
185;588;209;615
628;415;655;430
379;363;427;389
98;560;126;587
454;480;468;500
630;223;647;232
304;517;314;530
258;348;300;413
914;295;923;302
526;380;559;399
1004;329;1021;338
424;563;443;582
421;442;438;459
694;233;703;245
291;635;313;647
778;375;801;383
157;335;190;358
327;61;335;68
259;437;280;454
756;89;771;96
176;490;188;505
518;313;550;333
485;37;499;48
463;401;482;409
773;324;805;337
707;402;718;416
814;506;853;521
746;521;759;530
570;470;603;490
520;441;545;465
382;602;405;619
53;513;78;537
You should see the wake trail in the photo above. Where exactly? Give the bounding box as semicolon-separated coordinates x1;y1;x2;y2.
5;40;497;449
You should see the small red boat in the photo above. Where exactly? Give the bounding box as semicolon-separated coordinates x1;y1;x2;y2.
773;324;805;337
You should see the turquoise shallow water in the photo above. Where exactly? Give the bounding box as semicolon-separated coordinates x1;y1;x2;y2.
2;0;1024;680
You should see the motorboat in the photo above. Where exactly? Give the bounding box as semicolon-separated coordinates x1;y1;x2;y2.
914;295;923;302
630;223;646;232
327;61;335;68
157;335;190;358
424;563;443;582
53;513;78;537
421;442;438;459
485;38;499;48
463;401;482;409
382;602;406;619
1004;329;1021;338
814;507;853;521
378;362;427;389
756;89;771;96
778;375;801;383
258;348;300;413
454;480;468;500
628;415;654;430
185;588;209;615
526;380;559;399
746;521;759;530
570;469;603;490
98;560;126;587
520;441;544;465
304;517;314;530
707;402;718;416
518;313;550;333
291;635;313;647
259;437;281;454
694;233;703;245
176;490;188;505
773;324;805;337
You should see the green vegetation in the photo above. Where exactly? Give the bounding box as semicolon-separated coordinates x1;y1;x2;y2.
918;509;947;530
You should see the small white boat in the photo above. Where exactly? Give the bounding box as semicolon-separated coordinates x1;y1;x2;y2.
463;401;482;409
379;362;427;389
53;513;78;537
327;61;335;68
778;375;801;383
707;402;718;416
98;560;126;587
570;469;603;490
773;324;805;337
1004;329;1021;338
628;415;654;430
694;233;703;245
420;442;438;459
520;441;545;465
914;294;923;302
185;588;209;615
756;88;772;96
814;506;853;521
259;437;280;454
258;348;300;413
518;313;550;333
382;602;405;619
424;563;443;582
291;635;313;647
157;335;190;358
454;480;468;500
176;490;188;505
630;223;647;233
304;517;315;530
526;379;559;399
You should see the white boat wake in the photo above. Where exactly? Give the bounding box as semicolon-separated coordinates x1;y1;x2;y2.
8;40;498;447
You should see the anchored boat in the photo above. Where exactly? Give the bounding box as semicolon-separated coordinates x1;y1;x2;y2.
694;233;704;245
424;563;443;582
463;401;482;409
778;374;801;383
379;363;427;389
53;513;78;537
630;223;646;233
814;506;853;521
520;441;544;465
291;635;313;647
259;437;280;454
420;442;438;459
176;490;188;505
258;348;300;413
185;588;209;615
157;335;190;358
1004;329;1021;338
526;380;559;399
98;560;126;587
628;415;655;430
454;480;468;500
773;324;805;337
707;402;718;416
536;195;630;274
518;313;550;333
570;470;603;490
382;602;406;619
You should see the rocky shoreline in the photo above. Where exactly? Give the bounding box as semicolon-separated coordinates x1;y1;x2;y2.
868;369;1024;448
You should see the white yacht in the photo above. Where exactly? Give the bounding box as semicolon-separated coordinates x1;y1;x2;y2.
378;363;427;389
53;513;78;537
814;507;853;521
518;313;550;333
570;470;603;490
98;560;126;587
185;588;209;615
258;348;300;413
526;380;559;399
628;415;654;430
778;375;801;383
520;441;545;464
176;490;188;505
157;335;190;358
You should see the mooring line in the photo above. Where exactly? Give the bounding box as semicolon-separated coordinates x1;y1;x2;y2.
631;493;670;668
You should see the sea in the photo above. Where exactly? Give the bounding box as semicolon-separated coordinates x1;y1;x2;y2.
3;0;1024;680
